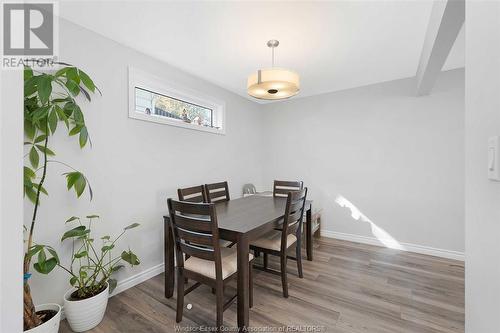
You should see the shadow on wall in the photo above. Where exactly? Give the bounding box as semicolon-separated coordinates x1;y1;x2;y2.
334;195;405;251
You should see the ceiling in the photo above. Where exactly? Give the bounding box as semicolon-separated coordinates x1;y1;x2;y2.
59;1;464;103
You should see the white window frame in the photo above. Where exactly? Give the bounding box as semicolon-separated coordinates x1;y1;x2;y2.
128;66;226;135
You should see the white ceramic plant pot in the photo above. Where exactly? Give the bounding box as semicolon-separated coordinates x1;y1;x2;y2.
63;283;109;332
25;303;62;333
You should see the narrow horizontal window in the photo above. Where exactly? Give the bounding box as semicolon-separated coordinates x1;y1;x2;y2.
128;67;225;134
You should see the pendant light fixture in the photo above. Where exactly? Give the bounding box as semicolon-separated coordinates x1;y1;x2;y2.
247;40;300;100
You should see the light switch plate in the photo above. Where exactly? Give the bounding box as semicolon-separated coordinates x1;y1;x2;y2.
488;136;500;181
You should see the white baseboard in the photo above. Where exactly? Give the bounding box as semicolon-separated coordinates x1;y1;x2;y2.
321;230;465;261
111;263;165;296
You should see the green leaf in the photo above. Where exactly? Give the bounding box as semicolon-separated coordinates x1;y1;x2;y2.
65;79;80;96
79;126;88;148
33;134;47;143
111;265;124;272
54;104;67;119
35;144;55;156
124;223;140;230
101;235;110;240
72;105;84;125
24;67;33;80
47;247;60;264
65;172;81;190
34;257;57;274
25;186;37;204
48;108;58;134
101;244;115;252
74;250;88;259
86;214;99;219
69;276;78;286
79;270;88;279
24;166;36;180
55;67;70;77
65;216;80;223
74;174;86;197
121;250;140;266
54;105;69;129
63;101;76;117
29;146;39;168
69;125;82;136
32;106;50;123
66;67;80;84
78;70;96;93
61;225;87;241
34;183;48;195
108;278;118;293
38;248;46;264
26;245;43;259
24;120;36;140
37;75;52;104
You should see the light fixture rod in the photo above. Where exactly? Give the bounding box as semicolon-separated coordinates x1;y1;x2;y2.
267;39;279;68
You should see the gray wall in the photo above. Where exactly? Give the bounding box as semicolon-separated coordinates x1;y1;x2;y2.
465;2;500;332
262;69;465;255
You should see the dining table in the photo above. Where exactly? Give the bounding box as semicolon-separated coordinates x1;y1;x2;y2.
163;194;314;331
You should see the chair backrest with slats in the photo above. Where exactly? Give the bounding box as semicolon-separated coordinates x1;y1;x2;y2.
205;181;230;203
273;180;304;198
281;188;308;252
167;199;222;280
177;185;207;203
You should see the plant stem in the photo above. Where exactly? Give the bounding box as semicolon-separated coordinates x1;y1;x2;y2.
23;108;49;330
24;119;49;272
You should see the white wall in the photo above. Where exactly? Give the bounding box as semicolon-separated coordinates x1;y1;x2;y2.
261;69;464;255
27;19;265;305
465;2;500;332
0;70;24;333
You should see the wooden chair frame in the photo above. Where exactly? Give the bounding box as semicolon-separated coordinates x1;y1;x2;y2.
205;181;230;203
167;199;253;329
177;185;208;203
273;180;304;198
251;188;308;298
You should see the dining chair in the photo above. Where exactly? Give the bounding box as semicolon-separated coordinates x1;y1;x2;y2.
177;185;207;203
177;185;232;264
205;181;230;203
167;199;254;328
250;188;308;298
273;180;304;197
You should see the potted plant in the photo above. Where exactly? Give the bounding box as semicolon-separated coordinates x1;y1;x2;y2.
23;64;100;332
57;215;140;332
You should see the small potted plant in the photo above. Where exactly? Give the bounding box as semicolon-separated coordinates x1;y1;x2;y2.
58;215;140;332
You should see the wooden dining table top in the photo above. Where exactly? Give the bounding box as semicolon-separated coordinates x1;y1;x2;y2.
164;195;312;235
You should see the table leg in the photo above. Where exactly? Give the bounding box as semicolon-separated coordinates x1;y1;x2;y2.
306;205;313;261
237;234;249;331
164;216;174;298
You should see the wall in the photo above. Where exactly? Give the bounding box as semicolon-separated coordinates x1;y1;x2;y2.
0;69;24;332
27;19;265;305
465;2;500;332
261;69;465;257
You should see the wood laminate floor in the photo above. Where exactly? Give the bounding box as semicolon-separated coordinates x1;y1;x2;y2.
60;238;464;333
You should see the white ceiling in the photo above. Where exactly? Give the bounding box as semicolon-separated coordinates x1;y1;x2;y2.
59;1;464;103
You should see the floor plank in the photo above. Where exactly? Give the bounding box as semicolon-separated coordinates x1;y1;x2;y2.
60;238;464;333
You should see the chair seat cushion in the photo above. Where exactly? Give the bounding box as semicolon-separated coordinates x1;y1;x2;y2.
219;239;233;247
250;231;297;252
184;247;254;280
